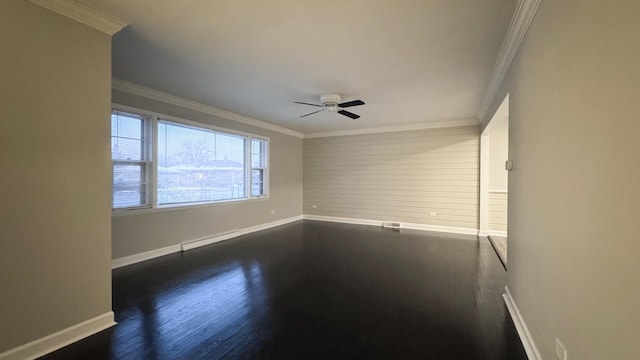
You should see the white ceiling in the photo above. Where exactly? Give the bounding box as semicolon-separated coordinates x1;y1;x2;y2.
85;0;517;134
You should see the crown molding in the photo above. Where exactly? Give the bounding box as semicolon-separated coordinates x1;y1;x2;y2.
30;0;127;35
112;79;477;140
112;79;304;138
476;0;543;122
304;118;479;139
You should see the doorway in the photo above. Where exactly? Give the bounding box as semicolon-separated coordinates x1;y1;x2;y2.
480;95;509;267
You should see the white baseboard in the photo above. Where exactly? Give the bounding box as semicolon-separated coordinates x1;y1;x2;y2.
182;230;239;251
488;230;508;237
182;215;303;251
0;312;116;360
112;215;304;268
112;244;182;269
303;215;478;238
239;215;303;235
401;222;479;237
480;230;508;237
303;214;381;227
503;286;542;360
113;214;474;268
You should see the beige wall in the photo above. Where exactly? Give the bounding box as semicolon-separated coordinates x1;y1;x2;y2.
494;0;640;358
0;0;113;353
111;91;303;259
304;126;479;230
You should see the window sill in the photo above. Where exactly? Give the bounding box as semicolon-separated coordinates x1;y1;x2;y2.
112;196;269;217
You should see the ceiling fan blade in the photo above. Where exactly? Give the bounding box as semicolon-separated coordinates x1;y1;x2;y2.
300;109;324;118
338;110;360;119
338;100;365;108
294;101;323;107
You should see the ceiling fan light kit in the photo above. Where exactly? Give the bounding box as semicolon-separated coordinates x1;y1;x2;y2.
295;94;365;119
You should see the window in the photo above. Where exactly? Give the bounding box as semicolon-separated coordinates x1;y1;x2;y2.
111;107;269;210
251;139;267;197
111;111;150;209
158;121;246;205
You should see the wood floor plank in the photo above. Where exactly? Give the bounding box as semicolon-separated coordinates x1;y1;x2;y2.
40;220;527;360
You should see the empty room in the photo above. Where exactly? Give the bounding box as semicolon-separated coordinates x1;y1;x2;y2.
1;0;639;359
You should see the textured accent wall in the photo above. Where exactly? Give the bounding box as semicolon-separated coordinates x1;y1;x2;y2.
304;126;479;230
488;191;507;232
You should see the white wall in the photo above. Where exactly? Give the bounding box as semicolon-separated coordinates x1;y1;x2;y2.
111;90;303;259
0;0;113;353
488;111;509;191
488;192;507;232
487;103;509;233
487;0;640;358
304;126;479;230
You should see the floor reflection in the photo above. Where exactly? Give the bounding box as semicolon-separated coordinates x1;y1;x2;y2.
111;260;268;359
101;222;526;360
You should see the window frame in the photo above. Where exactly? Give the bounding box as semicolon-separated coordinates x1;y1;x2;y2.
111;110;153;210
111;104;270;214
250;138;269;198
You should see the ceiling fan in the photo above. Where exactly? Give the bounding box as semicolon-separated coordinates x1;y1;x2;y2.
295;94;365;119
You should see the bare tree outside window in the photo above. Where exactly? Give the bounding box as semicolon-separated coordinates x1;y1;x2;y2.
112;110;268;210
158;121;245;205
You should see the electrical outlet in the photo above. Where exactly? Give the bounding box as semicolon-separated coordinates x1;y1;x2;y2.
312;204;317;209
429;212;437;217
555;338;567;360
270;209;276;215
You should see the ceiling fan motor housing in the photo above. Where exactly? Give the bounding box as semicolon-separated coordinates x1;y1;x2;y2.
295;94;363;119
321;94;341;112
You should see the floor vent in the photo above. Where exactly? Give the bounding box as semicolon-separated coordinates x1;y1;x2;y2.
382;222;401;229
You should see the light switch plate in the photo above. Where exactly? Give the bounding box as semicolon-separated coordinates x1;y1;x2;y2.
505;160;513;171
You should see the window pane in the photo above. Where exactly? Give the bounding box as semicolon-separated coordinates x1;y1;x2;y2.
251;139;265;168
158;121;246;205
251;169;264;196
112;112;143;161
113;164;146;208
111;137;142;160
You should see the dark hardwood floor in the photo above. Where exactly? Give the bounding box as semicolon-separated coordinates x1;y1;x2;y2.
41;220;527;360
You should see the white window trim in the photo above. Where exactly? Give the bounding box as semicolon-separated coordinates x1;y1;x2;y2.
249;137;269;198
111;109;153;210
111;104;270;214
